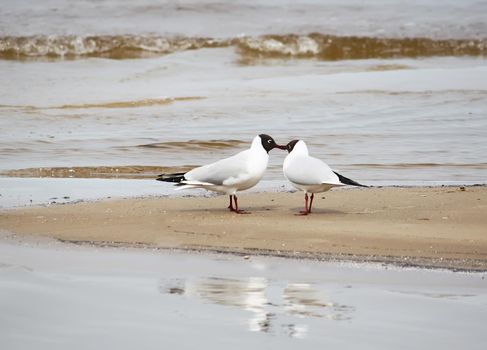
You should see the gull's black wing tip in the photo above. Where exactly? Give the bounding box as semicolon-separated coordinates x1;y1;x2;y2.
333;171;368;188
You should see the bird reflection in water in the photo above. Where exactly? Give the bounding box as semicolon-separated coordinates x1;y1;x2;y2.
161;277;354;337
181;277;271;333
284;282;353;321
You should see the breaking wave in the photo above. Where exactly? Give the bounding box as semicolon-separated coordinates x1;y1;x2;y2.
0;97;204;110
138;139;246;151
0;35;230;59
1;34;486;60
236;34;487;60
56;97;205;109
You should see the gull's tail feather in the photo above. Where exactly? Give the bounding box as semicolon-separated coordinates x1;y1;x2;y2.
173;180;216;191
156;172;186;183
333;171;368;188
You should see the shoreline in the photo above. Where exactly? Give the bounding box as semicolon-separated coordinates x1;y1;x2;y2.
1;228;485;273
1;186;486;272
53;239;487;273
1;230;484;273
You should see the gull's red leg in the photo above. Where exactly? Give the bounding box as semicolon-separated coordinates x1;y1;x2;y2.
308;193;314;213
233;194;250;214
298;193;309;215
228;195;235;211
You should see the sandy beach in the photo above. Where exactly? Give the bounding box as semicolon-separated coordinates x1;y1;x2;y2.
2;1;487;348
1;186;486;271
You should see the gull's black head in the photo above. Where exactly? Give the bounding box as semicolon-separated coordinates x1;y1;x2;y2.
285;140;300;153
258;134;286;153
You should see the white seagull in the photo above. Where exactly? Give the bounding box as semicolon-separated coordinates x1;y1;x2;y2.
157;134;285;213
283;140;367;215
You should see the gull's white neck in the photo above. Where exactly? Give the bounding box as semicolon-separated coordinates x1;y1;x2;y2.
292;140;309;156
250;135;265;153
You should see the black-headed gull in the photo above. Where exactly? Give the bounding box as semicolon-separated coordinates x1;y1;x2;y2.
157;134;285;213
283;140;367;215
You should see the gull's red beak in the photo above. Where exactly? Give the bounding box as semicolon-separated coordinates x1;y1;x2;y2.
276;144;287;150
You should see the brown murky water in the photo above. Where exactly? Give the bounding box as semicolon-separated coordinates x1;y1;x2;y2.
1;0;487;191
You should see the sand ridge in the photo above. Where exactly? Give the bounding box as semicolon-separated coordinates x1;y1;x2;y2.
1;186;486;271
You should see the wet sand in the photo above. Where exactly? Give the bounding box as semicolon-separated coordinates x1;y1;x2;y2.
1;186;486;271
1;237;485;350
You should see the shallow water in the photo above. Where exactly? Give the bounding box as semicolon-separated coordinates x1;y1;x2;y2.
0;177;287;208
1;0;487;189
0;239;486;349
2;0;487;39
2;54;486;186
0;177;164;208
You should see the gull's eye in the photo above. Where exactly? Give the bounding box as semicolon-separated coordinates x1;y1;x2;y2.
267;139;272;143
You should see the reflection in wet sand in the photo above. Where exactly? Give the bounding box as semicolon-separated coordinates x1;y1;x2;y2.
284;283;353;321
160;277;354;338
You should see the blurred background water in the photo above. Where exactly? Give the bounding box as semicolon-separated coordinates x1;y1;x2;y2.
1;0;486;195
